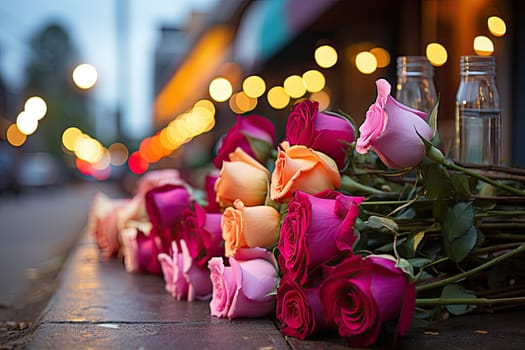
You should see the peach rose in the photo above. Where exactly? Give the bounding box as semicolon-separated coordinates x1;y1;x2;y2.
215;147;270;208
270;141;341;202
221;199;281;257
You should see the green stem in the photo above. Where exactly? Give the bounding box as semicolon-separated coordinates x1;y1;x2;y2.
416;244;525;292
340;175;387;195
416;296;525;306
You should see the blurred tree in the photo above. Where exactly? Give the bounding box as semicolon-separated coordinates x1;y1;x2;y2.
23;22;93;156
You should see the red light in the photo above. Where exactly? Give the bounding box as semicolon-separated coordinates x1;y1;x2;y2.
93;166;111;181
76;157;95;175
128;151;149;174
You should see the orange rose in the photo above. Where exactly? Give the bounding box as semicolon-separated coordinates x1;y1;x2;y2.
271;141;341;202
222;199;281;257
215;147;270;208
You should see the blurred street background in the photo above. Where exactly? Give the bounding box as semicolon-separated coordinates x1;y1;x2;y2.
0;0;524;341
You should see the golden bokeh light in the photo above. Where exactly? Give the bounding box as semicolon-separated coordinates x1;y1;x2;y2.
16;110;38;135
75;136;103;163
426;42;448;66
209;77;233;102
194;99;216;116
62;127;82;151
24;96;47;120
92;149;111;170
242;75;266;98
283;75;306;98
302;70;325;93
6;124;26;147
267;86;290;110
108;142;129;166
474;36;494;56
72;63;98;89
488;16;506;37
355;51;377;74
370;47;391;68
314;45;338;68
310;90;330;111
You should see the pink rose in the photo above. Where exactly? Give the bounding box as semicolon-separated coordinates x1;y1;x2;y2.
286;100;355;169
213;114;276;169
158;240;212;301
356;79;433;169
135;230;163;275
278;190;363;284
181;202;223;268
276;276;327;339
135;169;187;199
208;248;278;319
319;254;416;348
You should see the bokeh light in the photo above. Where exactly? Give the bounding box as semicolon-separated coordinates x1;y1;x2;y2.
72;63;98;89
75;136;103;163
302;70;325;93
24;96;47;120
6;124;26;147
310;90;330;111
314;45;338;68
128;151;149;174
488;16;506;37
426;42;448;66
355;51;377;74
108;142;129;166
267;86;290;109
16;110;38;135
62;127;82;151
283;75;306;98
474;35;494;56
370;47;391;68
230;91;257;115
242;75;266;98
209;77;233;102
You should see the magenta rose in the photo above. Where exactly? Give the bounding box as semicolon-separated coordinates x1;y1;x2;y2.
213;114;276;168
145;184;191;252
278;190;363;285
158;240;212;301
208;248;278;319
356;79;433;169
319;254;416;348
135;169;187;199
135;230;162;275
286;99;355;168
276;275;328;339
204;171;221;213
181;202;223;268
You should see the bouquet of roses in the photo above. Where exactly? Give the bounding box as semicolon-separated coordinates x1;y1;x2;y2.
88;78;525;348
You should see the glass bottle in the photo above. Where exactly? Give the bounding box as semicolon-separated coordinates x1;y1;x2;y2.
455;55;501;165
395;56;437;114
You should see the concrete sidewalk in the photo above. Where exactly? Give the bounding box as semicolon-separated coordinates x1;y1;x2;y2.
28;232;525;349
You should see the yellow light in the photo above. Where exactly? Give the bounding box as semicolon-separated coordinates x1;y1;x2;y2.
75;135;103;163
209;77;232;102
302;70;325;93
189;105;216;134
194;99;216;116
16;110;38;135
283;75;306;98
159;127;178;151
488;16;506;37
426;43;448;66
242;75;266;98
108;142;128;166
62;127;83;151
6;124;26;147
24;96;47;120
314;45;338;68
310;90;330;111
474;36;494;56
230;91;257;115
355;51;377;74
72;63;98;89
267;86;290;110
370;47;391;68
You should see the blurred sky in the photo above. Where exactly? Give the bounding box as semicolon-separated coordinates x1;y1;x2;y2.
0;0;218;140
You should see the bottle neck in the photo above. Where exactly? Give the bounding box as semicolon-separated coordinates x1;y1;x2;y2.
460;55;496;77
397;56;434;79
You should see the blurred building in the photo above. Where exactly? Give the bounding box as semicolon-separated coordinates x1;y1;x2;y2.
152;0;524;167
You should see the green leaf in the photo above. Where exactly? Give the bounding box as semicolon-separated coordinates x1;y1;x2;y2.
421;161;453;199
428;97;440;139
365;216;399;235
407;257;431;268
441;284;477;315
442;202;478;262
450;172;472;201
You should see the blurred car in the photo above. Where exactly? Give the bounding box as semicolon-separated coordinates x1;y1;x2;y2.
14;152;65;188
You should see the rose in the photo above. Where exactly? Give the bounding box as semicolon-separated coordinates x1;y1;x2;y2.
270;141;341;202
158;240;212;301
215;147;270;208
135;230;163;275
213;114;275;169
319;254;416;347
181;202;223;267
356;78;433;169
278;190;363;284
286;99;355;169
208;247;278;319
119;220;152;273
221;199;281;257
145;184;191;252
276;275;327;339
203;171;221;213
135;169;187;199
